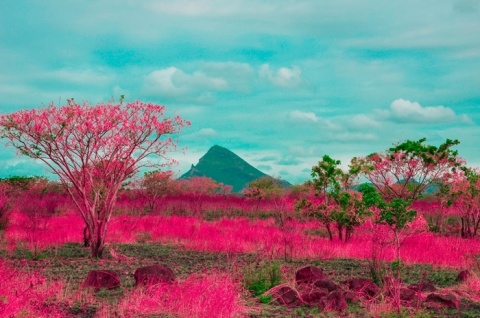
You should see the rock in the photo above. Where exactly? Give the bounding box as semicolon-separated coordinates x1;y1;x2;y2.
424;293;459;310
84;270;120;290
300;288;329;305
344;290;358;303
321;290;347;312
134;264;176;286
457;269;473;282
343;278;379;298
295;266;324;285
269;285;300;306
399;287;416;301
313;279;340;292
408;282;436;292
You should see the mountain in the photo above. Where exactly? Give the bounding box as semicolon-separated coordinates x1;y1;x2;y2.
180;145;290;192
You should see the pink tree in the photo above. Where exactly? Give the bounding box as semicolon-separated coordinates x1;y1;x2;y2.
176;176;224;215
0;100;189;257
139;170;176;213
442;167;480;238
351;138;463;201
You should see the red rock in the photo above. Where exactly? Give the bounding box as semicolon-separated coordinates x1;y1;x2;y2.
134;264;176;286
408;282;436;292
343;278;379;298
84;270;120;290
399;287;416;301
457;269;473;282
321;290;347;312
313;279;340;292
295;266;324;285
269;285;300;306
424;293;459;310
300;288;329;304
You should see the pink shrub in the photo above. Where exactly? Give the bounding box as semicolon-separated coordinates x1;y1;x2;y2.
0;261;65;317
118;273;244;317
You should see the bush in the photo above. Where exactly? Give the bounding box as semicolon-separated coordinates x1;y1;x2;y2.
242;260;282;296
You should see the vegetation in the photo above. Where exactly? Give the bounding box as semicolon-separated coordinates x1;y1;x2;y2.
0;103;480;317
0;100;189;257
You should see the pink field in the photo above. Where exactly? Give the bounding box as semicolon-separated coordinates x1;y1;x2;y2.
5;206;480;268
0;260;245;317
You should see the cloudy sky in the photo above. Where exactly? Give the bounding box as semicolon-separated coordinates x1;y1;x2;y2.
1;0;479;184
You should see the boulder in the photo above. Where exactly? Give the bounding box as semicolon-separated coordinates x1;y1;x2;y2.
269;285;300;306
84;270;120;290
313;279;340;292
134;264;176;286
399;287;416;301
343;278;379;298
300;288;329;305
295;266;324;285
321;290;347;312
408;282;436;292
457;269;473;282
424;293;459;310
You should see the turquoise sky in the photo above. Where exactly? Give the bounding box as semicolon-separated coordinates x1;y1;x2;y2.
1;0;479;184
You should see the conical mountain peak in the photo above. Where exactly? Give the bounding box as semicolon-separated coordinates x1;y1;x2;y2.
181;145;287;192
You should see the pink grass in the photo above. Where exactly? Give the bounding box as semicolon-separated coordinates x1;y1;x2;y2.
5;207;480;268
0;261;65;317
117;273;245;317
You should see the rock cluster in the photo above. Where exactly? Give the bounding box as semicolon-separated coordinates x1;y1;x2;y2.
84;264;176;290
265;265;461;313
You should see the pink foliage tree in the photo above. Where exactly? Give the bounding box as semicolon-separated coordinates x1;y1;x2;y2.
442;167;480;238
351;138;463;201
176;176;226;215
0;100;189;257
139;170;177;213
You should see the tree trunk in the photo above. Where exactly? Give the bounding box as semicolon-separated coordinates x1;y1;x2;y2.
345;226;354;242
83;226;91;247
325;223;333;241
90;230;104;258
88;220;107;258
337;223;343;241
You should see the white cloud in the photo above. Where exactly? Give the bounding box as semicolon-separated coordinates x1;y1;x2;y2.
195;128;218;137
182;128;218;141
382;99;472;124
288;110;318;123
259;64;302;88
288;110;343;131
348;114;381;129
142;67;228;100
333;132;378;142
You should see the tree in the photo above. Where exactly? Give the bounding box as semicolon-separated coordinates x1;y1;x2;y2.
243;176;283;211
140;170;176;213
0;100;189;257
297;155;369;242
176;176;225;215
442;167;480;238
351;138;462;201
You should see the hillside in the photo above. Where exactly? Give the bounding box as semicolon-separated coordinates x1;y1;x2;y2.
180;145;290;192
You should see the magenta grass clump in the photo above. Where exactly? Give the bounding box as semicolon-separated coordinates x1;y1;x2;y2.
0;261;65;317
118;273;245;317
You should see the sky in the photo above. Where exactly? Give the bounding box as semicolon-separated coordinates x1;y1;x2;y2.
0;0;479;184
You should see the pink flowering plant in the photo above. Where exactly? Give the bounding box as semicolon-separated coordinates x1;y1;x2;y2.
0;99;189;257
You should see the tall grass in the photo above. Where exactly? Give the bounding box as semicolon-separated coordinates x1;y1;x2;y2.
5;209;480;268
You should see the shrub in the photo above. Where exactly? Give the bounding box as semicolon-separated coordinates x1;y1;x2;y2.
242;260;282;296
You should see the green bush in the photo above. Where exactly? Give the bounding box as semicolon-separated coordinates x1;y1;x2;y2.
242;261;282;296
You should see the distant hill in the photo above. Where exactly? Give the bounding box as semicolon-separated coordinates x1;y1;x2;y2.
180;145;291;192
